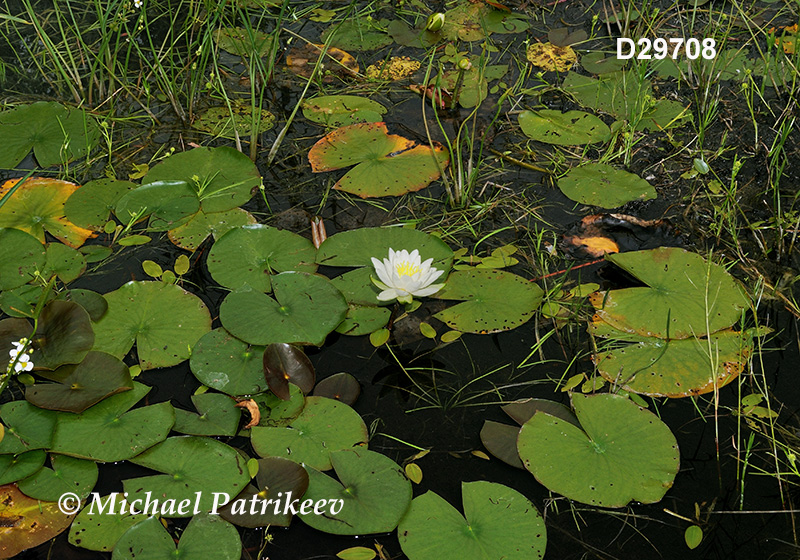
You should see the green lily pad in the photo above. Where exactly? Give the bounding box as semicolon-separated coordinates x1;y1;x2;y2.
42;243;86;284
91;281;212;370
216;26;275;57
0;400;57;455
49;382;174;462
330;266;385;305
112;513;241;560
0;450;45;485
580;51;627;74
437;65;507;108
141;146;261;213
441;3;526;41
251;396;368;470
220;274;347;347
593;326;752;397
63;178;137;231
321;20;393;51
398;481;546;560
251;383;305;428
123;436;250;517
192;105;276;138
30;300;95;370
114;180;200;231
0;178;95;247
518;393;679;507
189;328;268;396
302;95;387;127
173;392;241;436
317;227;454;269
562;71;651;121
17;454;98;501
69;495;149;551
167;207;256;251
589;248;750;339
335;304;392;335
557;163;656;208
0;101;99;168
519;110;611;145
299;448;411;535
207;224;318;292
0;284;47;318
0;228;46;290
219;456;309;527
26;351;133;412
433;269;544;333
636;99;692;132
0;483;76;559
308;122;449;198
59;289;108;322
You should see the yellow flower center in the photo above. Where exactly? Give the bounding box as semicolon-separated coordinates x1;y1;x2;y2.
395;260;422;277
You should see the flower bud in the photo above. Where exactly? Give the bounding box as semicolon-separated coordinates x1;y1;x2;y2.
425;13;445;32
457;58;472;71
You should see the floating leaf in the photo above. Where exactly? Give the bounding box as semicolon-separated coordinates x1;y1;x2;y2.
437;65;507;108
114;180;199;231
518;393;679;507
0;178;95;247
251;384;305;428
308;122;449;198
42;243;86;283
220;274;347;347
0;228;46;290
251;396;367;471
92;281;211;370
337;547;377;560
263;343;315;400
0;483;75;559
0;401;57;455
527;42;577;72
365;57;421;81
167;207;256;251
31;300;95;370
557;163;656;208
17;454;98;501
321;20;393;50
60;289;107;321
685;525;703;549
335;303;392;336
64;178;137;231
192;105;276;138
386;20;441;49
299;448;411;535
112;513;241;560
398;481;546;560
216;26;274;57
590;248;750;339
173;393;241;436
313;372;361;405
49;382;174;462
519;110;610;145
479;421;524;468
0;450;46;485
562;71;650;120
317;227;454;269
69;495;148;551
441;3;526;41
189;328;268;396
302;95;387;127
0;101;99;168
433;269;543;333
286;43;359;81
207;224;318;292
580;51;627;74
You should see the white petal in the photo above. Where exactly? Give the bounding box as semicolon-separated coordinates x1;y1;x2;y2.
371;258;393;286
412;283;445;297
376;288;400;301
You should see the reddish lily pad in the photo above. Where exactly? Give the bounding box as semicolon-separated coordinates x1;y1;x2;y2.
0;483;76;559
262;343;315;400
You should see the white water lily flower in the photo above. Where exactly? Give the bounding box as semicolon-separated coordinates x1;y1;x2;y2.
13;354;33;373
371;248;445;304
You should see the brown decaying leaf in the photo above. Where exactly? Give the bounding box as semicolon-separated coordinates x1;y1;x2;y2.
526;42;577;72
285;43;359;81
408;83;452;109
311;216;327;249
235;398;261;429
561;214;677;259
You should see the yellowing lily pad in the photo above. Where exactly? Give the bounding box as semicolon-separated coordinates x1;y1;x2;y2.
0;178;95;247
308;122;449;198
365;57;421;81
0;483;76;558
526;42;577;72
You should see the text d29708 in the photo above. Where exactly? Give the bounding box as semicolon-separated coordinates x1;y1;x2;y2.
617;38;717;60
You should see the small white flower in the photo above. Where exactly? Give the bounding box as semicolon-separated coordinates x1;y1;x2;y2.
14;354;33;373
134;0;142;7
9;339;29;360
370;248;445;304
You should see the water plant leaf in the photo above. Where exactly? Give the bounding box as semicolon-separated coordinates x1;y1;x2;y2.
286;43;359;81
590;248;750;339
0;483;76;559
189;328;268;396
207;224;318;292
312;372;360;405
302;95;387;127
49;382;174;462
437;65;508;108
321;20;393;50
685;525;703;549
17;454;98;501
167;207;256;251
365;57;421;81
141;146;261;213
30;300;95;370
386;20;441;49
26;351;132;412
557;163;656;208
637;99;692;132
562;71;651;121
60;289;107;321
0;228;46;290
479;421;524;468
215;26;274;57
251;396;367;471
63;178;137;231
334;301;391;335
580;51;627;74
220;274;347;347
42;242;86;283
0;400;57;454
317;226;454;269
0;178;96;247
299;448;411;535
69;495;149;551
122;436;250;517
114;180;200;231
593;326;752;397
308;122;449;198
441;3;525;41
0;101;99;168
526;42;577;72
112;513;241;560
518;110;611;145
192;105;276;138
172;392;241;436
517;393;679;507
337;547;376;560
92;281;212;369
251;383;305;427
219;456;309;527
398;481;546;560
0;450;45;485
0;284;48;318
263;343;315;400
433;269;544;333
